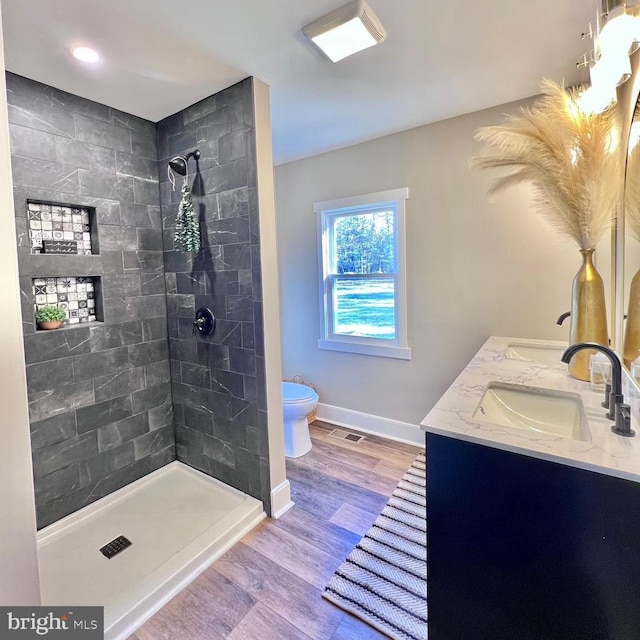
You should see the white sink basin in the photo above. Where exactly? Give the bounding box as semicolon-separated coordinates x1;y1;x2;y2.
504;342;566;365
473;382;589;441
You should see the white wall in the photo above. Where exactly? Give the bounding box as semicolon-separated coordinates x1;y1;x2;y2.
275;100;605;429
0;6;41;604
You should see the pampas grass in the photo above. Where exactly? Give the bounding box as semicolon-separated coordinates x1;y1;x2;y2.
472;80;620;250
626;111;640;243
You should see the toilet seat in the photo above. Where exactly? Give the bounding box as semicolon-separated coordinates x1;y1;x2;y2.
282;381;317;403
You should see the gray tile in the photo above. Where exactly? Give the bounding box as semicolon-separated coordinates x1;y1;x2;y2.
228;347;256;376
90;321;143;351
116;152;158;180
200;158;249;195
35;464;82;503
122;203;162;229
131;382;172;414
36;483;102;529
133;178;160;205
207;217;250;245
29;380;94;423
183;94;218;126
141;271;166;295
26;357;74;393
24;328;91;364
98;225;138;251
129;339;169;367
125;295;167;320
175;426;207;471
76;394;133;433
79;169;134;201
79;441;135;485
101;273;142;298
97;413;149;451
113;110;156;134
142;317;168;341
176;271;207;295
223;242;251;271
94;367;146;403
131;129;158;160
203;433;236;468
226;295;254;322
55;137;117;172
6;74;76;137
182;404;214;434
11;156;79;193
73;346;130;380
219;130;247;164
32;432;98;477
9;124;57;162
124;250;164;272
30;412;77;451
181;362;211;388
145;361;171;386
211;369;245;397
133;426;173;460
170;338;197;363
148;402;173;431
50;86;114;123
137;228;163;251
75;114;131;152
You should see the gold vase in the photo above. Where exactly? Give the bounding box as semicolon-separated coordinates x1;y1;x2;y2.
567;248;609;381
623;267;640;369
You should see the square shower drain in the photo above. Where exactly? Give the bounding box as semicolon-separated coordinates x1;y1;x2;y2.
100;535;132;559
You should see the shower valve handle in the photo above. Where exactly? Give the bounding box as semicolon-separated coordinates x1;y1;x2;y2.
193;307;216;337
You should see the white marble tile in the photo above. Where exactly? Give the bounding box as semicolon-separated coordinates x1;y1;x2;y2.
421;336;640;483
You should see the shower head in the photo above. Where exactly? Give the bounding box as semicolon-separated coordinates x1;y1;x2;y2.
168;150;201;177
169;156;187;176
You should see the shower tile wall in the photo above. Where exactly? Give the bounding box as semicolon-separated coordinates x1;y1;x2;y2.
158;78;272;513
7;72;175;528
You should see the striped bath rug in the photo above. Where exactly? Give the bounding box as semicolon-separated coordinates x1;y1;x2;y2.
322;452;427;640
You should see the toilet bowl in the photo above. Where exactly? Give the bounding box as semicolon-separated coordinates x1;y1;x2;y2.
282;382;318;458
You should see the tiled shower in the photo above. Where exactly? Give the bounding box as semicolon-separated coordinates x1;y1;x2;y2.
7;72;273;529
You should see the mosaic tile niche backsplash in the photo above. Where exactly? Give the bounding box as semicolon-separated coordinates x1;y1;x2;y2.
28;201;95;254
33;276;98;325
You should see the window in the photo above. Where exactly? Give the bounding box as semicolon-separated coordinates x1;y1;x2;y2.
315;188;410;360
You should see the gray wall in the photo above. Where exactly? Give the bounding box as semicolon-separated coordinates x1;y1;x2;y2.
274;100;610;430
7;72;174;529
158;78;272;512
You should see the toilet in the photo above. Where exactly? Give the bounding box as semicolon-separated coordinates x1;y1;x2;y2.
282;382;318;458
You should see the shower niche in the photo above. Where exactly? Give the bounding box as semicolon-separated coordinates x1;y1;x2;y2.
32;276;103;327
27;200;99;255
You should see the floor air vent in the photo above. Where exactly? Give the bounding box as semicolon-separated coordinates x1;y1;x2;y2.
328;428;365;443
100;535;132;559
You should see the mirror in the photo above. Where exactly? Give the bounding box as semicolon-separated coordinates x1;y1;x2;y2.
617;49;640;377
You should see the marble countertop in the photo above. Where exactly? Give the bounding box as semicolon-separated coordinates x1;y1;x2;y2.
421;336;640;483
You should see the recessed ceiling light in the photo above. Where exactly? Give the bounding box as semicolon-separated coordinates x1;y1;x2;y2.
303;0;386;63
72;47;100;64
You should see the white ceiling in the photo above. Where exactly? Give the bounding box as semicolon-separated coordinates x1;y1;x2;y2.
1;0;593;165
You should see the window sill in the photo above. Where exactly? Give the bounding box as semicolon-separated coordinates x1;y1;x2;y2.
317;339;411;360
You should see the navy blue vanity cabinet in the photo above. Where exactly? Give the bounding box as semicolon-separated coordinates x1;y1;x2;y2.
426;432;640;640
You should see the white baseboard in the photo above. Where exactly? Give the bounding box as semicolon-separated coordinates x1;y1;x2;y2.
315;403;425;446
270;479;294;519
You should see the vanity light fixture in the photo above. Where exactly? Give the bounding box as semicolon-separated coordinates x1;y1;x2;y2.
302;0;386;63
72;46;100;64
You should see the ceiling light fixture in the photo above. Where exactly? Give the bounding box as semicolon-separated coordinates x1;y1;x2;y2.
302;0;386;63
72;46;100;64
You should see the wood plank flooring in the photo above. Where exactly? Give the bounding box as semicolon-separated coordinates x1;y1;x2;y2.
129;421;422;640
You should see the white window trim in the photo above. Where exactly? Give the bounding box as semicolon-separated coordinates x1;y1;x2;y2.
314;187;411;361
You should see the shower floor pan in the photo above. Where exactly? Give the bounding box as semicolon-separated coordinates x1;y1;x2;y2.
37;461;265;639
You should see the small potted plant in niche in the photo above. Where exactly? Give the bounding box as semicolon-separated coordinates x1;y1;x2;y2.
35;305;66;330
